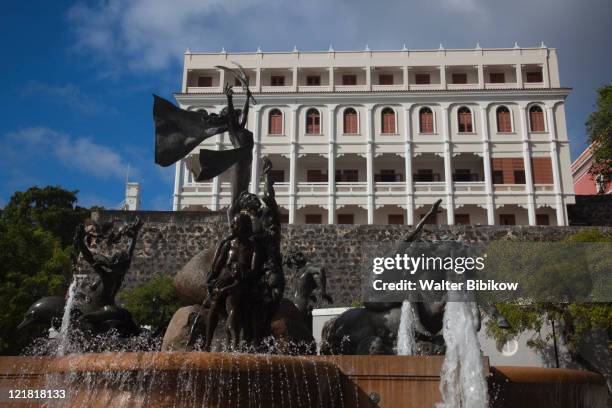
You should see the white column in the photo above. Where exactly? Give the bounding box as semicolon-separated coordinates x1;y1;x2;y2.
403;105;414;225
478;65;484;88
518;104;537;225
440;65;447;89
289;106;299;223
542;63;550;88
546;105;566;226
441;106;455;225
366;66;372;91
329;67;335;91
250;107;261;194
256;67;262;92
172;160;182;210
403;66;409;90
515;64;523;88
365;105;375;224
219;68;226;88
479;105;495;225
292;67;298;91
327;105;337;224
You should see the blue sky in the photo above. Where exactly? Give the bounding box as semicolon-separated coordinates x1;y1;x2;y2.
1;0;610;210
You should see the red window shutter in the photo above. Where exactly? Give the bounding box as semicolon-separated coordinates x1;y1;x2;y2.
307;110;320;134
530;109;545;132
344;110;357;134
420;111;433;133
382;110;395;133
269;112;282;134
497;109;511;132
458;110;473;132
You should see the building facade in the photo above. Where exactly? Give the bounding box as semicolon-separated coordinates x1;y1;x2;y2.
172;45;574;226
571;143;611;195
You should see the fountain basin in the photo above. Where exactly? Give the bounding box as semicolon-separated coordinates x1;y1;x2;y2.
0;353;607;407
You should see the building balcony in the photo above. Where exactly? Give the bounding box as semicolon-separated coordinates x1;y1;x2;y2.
372;84;405;91
454;182;486;193
484;82;519;89
336;182;367;194
409;84;442;91
186;86;222;93
334;85;369;92
296;182;328;195
261;85;294;93
414;182;446;193
494;184;526;193
447;83;480;90
298;85;333;92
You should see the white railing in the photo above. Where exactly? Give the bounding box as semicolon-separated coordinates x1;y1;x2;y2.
447;83;479;90
494;184;526;192
297;182;329;194
409;84;442;91
372;84;405;92
336;182;367;194
414;182;446;193
181;183;214;193
334;85;368;92
534;184;554;192
484;82;519;89
186;86;221;93
375;182;406;194
261;85;294;93
298;85;333;92
454;182;486;193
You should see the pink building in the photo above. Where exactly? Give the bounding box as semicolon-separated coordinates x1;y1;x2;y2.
571;144;611;195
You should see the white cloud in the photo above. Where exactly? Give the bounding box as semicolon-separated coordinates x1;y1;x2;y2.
3;127;136;181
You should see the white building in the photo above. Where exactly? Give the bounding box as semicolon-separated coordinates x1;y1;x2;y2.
172;45;574;226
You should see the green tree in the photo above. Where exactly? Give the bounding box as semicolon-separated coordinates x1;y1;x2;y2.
486;229;612;374
0;221;70;353
586;85;612;183
119;275;181;334
0;186;93;354
2;186;90;246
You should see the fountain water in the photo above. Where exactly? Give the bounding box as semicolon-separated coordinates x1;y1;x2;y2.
437;301;488;408
56;275;85;356
397;300;416;355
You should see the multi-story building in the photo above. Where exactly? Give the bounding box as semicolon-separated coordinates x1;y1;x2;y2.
172;45;574;226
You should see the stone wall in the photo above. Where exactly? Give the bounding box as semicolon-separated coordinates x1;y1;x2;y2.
92;210;610;307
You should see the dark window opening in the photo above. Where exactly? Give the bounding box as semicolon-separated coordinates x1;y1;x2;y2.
271;76;285;86
307;75;321;86
197;76;213;87
337;214;354;224
415;74;431;85
452;73;467;84
342;75;357;85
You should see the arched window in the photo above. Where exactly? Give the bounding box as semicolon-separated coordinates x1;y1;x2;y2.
268;109;283;134
457;106;473;133
496;106;512;132
343;108;358;134
529;105;545;132
419;107;434;133
306;108;321;134
381;107;396;134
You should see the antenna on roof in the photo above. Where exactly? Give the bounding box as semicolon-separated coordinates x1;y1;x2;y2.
364;44;370;51
514;41;520;49
328;44;334;52
540;41;546;48
402;44;408;51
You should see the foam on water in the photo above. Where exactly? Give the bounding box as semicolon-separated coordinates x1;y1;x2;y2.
397;300;416;355
437;301;488;408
